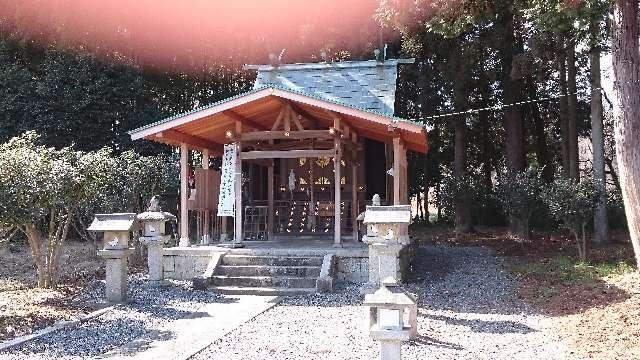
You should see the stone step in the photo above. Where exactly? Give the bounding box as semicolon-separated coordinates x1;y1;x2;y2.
217;265;321;278
211;275;317;289
210;286;316;296
221;255;323;267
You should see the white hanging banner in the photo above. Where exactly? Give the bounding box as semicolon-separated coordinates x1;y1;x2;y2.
217;143;236;217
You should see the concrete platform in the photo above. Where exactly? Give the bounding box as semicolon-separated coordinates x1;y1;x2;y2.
164;239;368;257
162;239;368;284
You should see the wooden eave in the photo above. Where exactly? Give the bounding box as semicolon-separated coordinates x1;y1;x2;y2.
129;87;428;154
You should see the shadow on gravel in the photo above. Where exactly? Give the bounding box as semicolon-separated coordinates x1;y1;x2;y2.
130;304;211;321
419;311;536;334
409;334;465;350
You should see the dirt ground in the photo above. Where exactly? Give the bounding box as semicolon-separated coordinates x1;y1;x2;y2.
0;242;103;341
413;225;639;360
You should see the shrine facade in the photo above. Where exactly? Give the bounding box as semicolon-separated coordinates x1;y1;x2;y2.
129;58;428;249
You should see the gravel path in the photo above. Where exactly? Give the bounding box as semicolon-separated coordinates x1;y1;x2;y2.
193;245;569;360
1;274;228;360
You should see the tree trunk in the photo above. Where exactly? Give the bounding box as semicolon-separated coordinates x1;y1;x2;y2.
567;41;580;180
499;0;525;173
527;80;555;182
611;0;640;268
453;119;473;233
479;83;494;189
590;43;609;245
558;53;571;178
24;223;46;287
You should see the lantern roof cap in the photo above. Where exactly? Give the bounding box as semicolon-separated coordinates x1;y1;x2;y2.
363;278;416;307
87;213;137;232
136;211;176;221
362;205;411;224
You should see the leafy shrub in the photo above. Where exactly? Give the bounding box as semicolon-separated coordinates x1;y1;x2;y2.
0;132;114;287
543;177;604;260
440;171;495;230
494;168;545;240
0;132;178;287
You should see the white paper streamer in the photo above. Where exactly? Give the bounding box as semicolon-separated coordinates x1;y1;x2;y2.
217;143;236;217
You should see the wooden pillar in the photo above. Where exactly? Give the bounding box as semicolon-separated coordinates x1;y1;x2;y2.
385;143;393;205
267;163;274;240
179;142;189;247
333;117;342;245
201;149;210;245
308;141;315;231
393;137;408;205
233;121;243;245
351;134;359;242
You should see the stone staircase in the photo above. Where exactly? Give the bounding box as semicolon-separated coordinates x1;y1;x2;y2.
210;254;323;296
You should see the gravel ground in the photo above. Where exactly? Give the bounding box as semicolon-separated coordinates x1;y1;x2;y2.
2;245;569;359
193;245;569;360
2;274;224;360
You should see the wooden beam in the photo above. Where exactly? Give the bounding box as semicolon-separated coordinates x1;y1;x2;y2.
289;106;305;131
244;159;274;167
271;106;287;131
202;149;210;245
240;149;335;160
267;165;274;240
240;130;332;142
351;133;358;242
179;143;189;247
159;129;223;153
234;120;243;244
334;116;341;245
222;110;268;131
269;139;334;151
277;98;322;129
283;105;291;132
393;137;408;205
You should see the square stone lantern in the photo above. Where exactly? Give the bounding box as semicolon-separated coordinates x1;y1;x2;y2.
362;205;411;245
87;213;137;303
137;196;176;284
361;201;411;293
364;278;418;360
87;213;138;250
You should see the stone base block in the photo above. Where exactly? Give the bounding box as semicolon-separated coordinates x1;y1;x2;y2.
97;248;133;303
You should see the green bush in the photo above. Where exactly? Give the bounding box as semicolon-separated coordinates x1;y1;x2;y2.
439;171;496;230
0;132;178;287
494;168;545;240
543;177;604;260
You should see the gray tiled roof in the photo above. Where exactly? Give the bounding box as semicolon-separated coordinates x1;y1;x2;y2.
252;59;413;116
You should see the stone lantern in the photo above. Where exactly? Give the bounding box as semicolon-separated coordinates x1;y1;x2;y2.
136;196;176;284
361;200;411;292
364;277;418;360
87;213;137;303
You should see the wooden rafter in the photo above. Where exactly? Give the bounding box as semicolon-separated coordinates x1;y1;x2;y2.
157;129;223;153
222;110;268;131
276;98;322;129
